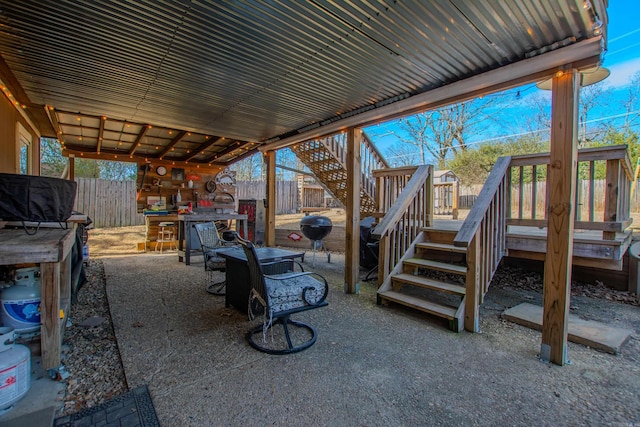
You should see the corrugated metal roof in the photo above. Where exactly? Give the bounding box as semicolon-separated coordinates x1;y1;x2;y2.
0;0;606;166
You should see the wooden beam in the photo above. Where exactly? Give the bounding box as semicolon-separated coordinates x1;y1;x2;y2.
344;128;361;294
96;115;106;154
276;163;315;176
184;136;224;162
260;39;602;152
541;69;579;366
202;140;250;163
265;151;276;247
128;125;150;156
158;131;186;159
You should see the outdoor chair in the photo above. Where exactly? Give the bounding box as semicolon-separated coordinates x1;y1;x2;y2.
237;236;329;355
194;221;237;295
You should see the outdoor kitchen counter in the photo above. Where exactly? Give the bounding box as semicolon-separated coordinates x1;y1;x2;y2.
177;213;248;265
0;227;75;372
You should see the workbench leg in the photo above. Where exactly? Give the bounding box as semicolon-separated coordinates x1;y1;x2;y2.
40;261;61;371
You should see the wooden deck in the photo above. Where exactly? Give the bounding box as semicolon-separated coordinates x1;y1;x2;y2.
433;219;632;271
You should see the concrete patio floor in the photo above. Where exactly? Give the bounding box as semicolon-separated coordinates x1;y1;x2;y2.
104;251;640;426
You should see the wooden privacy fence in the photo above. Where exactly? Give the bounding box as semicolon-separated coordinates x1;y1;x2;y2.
235;180;298;214
74;178;143;228
76;179;300;228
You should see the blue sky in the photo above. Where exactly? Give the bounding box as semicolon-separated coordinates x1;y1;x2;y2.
365;2;640;161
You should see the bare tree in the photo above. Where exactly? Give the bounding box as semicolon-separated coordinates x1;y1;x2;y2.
231;153;263;181
384;143;419;167
623;71;640;134
392;98;497;168
579;81;611;145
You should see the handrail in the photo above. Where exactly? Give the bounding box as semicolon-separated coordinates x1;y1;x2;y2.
371;165;432;239
454;156;511;247
362;132;389;169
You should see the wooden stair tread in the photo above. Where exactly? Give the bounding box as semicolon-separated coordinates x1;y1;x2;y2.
392;273;465;295
404;258;467;275
378;290;458;319
416;242;466;253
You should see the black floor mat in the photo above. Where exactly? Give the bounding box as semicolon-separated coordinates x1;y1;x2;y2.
54;385;160;427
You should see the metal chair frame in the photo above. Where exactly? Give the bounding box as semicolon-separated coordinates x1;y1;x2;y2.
194;221;237;295
237;236;329;354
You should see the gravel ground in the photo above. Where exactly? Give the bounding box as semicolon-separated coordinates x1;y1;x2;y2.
58;224;639;418
59;259;127;415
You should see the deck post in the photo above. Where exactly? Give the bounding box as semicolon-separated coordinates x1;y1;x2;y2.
603;159;619;240
264;150;276;247
464;232;480;332
344;127;361;294
540;69;579;366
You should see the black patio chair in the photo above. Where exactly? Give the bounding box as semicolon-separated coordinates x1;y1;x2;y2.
194;222;237;295
237;236;329;354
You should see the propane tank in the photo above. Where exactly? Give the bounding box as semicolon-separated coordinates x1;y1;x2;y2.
0;267;41;334
0;327;31;414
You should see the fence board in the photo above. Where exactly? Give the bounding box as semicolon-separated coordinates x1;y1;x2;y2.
236;180;298;214
73;178;145;228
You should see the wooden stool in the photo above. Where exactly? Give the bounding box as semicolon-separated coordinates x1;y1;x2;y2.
155;222;176;252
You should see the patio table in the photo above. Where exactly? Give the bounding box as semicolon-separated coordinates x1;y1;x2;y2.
216;247;305;313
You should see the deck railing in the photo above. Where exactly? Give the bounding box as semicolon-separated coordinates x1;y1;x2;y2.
434;181;459;218
507;145;633;239
371;165;433;283
453;156;510;332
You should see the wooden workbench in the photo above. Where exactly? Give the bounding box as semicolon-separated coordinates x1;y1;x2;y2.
0;227;75;371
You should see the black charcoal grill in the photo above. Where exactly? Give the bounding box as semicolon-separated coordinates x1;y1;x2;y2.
300;215;332;266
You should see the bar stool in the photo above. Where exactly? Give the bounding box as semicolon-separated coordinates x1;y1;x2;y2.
155;222;177;252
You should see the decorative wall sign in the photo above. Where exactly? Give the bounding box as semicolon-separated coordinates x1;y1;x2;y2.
171;168;185;181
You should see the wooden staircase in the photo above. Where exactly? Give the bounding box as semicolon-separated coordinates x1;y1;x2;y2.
290;133;387;216
378;228;468;332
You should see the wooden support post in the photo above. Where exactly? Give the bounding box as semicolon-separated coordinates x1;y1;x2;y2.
464;233;480;332
452;180;459;220
265;150;276;247
344;128;361;294
603;159;619;240
40;261;61;370
69;156;75;181
541;69;579;366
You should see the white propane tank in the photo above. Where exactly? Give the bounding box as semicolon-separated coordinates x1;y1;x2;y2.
0;327;31;414
0;267;41;334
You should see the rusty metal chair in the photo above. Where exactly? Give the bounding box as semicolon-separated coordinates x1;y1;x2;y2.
237;236;329;354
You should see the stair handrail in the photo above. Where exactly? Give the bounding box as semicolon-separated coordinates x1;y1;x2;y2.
370;165;433;283
371;165;432;239
453;156;511;332
453;156;511;247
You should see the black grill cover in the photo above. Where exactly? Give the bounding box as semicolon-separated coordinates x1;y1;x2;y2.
0;173;77;222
